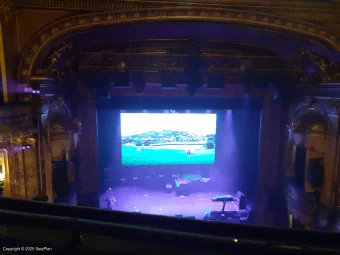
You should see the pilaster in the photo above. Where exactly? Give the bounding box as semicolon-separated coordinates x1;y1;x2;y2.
257;98;285;226
76;86;99;207
323;114;339;208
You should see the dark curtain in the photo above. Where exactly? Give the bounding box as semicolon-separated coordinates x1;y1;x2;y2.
52;161;68;202
294;146;306;188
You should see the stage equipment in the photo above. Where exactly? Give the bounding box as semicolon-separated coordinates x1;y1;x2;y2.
114;61;129;87
236;191;247;210
120;112;216;166
132;70;146;93
184;216;195;220
166;183;173;193
211;195;236;212
204;210;240;224
207;71;225;88
134;209;142;213
161;71;177;88
206;192;250;223
241;69;253;94
175;215;183;218
186;50;204;96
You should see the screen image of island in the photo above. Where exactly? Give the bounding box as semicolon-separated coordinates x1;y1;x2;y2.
120;113;217;166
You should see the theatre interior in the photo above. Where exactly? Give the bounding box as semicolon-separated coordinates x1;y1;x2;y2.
1;0;340;252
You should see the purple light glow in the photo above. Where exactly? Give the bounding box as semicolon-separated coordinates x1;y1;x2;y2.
24;87;32;93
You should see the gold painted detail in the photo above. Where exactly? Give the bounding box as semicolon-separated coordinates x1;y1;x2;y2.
288;99;328;135
0;130;37;144
0;3;13;22
299;50;339;83
50;123;66;133
8;0;340;23
25;137;36;145
19;8;340;80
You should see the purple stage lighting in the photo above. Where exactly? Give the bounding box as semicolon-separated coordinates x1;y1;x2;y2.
24;87;32;93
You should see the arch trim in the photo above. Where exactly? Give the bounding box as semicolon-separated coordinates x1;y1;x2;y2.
18;7;340;80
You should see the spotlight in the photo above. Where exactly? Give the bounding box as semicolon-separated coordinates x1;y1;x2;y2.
132;70;146;93
186;50;204;96
114;61;130;87
31;81;40;94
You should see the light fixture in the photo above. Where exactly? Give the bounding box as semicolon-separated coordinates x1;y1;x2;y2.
132;70;146;93
114;60;130;87
186;49;204;96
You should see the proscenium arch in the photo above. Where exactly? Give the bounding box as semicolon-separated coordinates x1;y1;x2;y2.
18;7;340;80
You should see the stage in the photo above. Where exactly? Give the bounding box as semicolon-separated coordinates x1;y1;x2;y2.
99;187;241;220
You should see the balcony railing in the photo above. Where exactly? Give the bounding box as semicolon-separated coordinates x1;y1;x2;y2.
1;197;340;251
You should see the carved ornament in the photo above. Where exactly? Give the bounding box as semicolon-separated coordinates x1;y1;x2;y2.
298;50;339;84
0;3;13;22
19;8;340;80
36;42;73;78
288;99;328;135
25;138;36;145
8;0;340;22
0;130;37;144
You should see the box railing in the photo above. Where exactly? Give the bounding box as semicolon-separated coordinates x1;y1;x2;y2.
0;197;340;250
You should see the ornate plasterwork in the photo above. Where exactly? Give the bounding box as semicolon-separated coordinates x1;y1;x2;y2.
18;7;340;80
8;0;340;23
0;3;14;22
0;130;37;144
288;98;329;135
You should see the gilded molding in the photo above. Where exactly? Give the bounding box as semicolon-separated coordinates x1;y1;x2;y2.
10;0;340;22
18;7;340;80
0;3;14;21
0;129;37;144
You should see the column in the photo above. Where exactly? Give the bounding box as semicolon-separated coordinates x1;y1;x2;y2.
30;77;55;201
76;86;99;207
322;114;339;208
257;98;285;226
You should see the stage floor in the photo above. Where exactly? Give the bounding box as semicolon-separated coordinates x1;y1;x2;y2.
100;187;239;220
